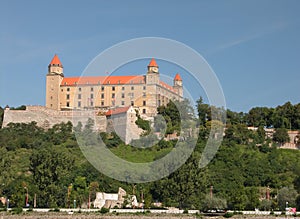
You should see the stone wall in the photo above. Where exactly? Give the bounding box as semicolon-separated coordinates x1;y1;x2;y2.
2;106;107;132
2;105;143;144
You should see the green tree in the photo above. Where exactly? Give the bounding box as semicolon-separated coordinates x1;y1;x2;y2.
0;106;4;127
29;147;75;207
72;176;88;208
201;194;227;211
273;128;290;146
277;187;298;210
196;97;210;126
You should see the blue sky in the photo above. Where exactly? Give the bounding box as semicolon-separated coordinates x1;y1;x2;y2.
0;0;299;112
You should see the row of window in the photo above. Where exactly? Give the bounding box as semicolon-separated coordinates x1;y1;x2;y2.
63;86;147;92
67;92;147;100
66;100;146;108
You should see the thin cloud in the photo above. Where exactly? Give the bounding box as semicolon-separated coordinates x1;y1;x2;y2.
207;21;288;55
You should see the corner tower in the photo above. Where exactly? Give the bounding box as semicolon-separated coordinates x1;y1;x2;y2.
173;73;183;97
46;54;64;110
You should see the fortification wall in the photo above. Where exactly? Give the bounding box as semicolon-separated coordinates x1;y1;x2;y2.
2;106;107;132
2;105;144;144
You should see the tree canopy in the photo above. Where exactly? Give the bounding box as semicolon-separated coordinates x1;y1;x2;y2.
0;99;300;210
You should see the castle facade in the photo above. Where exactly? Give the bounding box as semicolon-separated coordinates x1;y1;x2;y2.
46;55;183;116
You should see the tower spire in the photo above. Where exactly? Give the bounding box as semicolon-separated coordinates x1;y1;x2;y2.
148;58;158;67
49;54;62;66
48;54;64;75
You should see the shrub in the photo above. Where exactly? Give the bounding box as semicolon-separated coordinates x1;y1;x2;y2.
100;207;109;214
11;207;23;214
223;212;234;218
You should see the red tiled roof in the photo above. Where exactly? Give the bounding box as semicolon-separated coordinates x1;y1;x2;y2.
49;54;62;66
148;58;158;67
159;81;176;93
61;75;145;86
106;106;130;116
174;73;182;81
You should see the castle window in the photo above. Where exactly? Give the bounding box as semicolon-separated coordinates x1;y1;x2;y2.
78;101;81;107
61;89;63;92
122;86;125;90
101;86;104;91
112;93;115;98
112;86;115;91
128;93;134;98
66;94;70;100
66;102;70;107
121;93;125;98
90;94;94;99
78;94;81;99
143;86;146;90
131;101;134;106
121;101;125;106
78;87;81;92
131;86;134;90
67;88;70;92
91;87;94;92
101;93;104;99
143;101;146;106
101;101;104;106
143;92;146;97
142;109;146;114
90;102;94;107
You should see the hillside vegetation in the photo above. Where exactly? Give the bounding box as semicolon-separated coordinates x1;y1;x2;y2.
1;99;300;211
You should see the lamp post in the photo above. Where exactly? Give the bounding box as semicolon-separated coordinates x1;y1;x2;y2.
73;199;76;209
24;187;29;207
7;199;9;209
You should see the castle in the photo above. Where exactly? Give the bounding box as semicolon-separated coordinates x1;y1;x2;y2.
46;54;183;116
2;55;184;143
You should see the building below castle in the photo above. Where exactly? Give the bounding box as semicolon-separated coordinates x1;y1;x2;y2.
46;54;183;117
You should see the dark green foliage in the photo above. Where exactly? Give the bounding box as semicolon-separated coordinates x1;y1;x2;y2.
0;106;4;127
135;110;151;135
197;97;210;126
10;105;26;110
223;212;234;218
11;207;23;214
1;100;300;210
277;187;297;210
201;194;227;212
100;207;109;214
156;99;193;135
273;128;290;145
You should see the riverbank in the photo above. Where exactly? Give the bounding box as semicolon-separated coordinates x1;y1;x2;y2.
0;212;296;219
